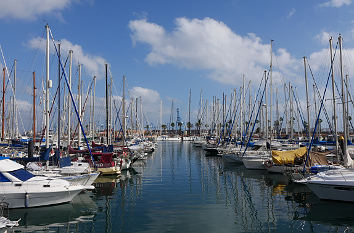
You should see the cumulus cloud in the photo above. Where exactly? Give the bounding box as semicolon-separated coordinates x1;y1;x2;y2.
320;0;351;7
28;37;107;78
315;31;339;45
129;17;299;85
0;0;74;20
129;86;161;115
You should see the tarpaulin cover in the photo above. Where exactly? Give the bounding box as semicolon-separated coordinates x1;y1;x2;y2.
272;147;307;165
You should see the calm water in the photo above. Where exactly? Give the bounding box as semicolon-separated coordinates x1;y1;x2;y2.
7;142;354;232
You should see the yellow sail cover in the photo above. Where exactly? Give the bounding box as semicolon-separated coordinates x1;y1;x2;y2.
271;147;307;165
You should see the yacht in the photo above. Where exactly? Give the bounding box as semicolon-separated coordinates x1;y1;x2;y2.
0;156;85;208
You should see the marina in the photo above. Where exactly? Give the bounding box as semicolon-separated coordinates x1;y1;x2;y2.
2;141;353;232
2;1;354;232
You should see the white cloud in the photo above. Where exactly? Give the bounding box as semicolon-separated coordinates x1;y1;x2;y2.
315;31;332;45
287;8;296;19
28;37;107;78
0;0;74;20
129;17;299;85
129;86;161;115
320;0;351;7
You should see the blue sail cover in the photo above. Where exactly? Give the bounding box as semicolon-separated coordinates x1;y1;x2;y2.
9;169;34;181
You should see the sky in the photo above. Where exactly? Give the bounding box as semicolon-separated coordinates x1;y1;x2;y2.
1;0;354;132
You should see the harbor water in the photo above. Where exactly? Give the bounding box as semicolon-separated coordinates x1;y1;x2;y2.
7;142;354;232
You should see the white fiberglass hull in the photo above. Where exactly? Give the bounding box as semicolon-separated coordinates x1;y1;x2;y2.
306;183;354;202
304;169;354;202
242;156;269;170
266;165;302;174
221;154;243;164
0;184;83;208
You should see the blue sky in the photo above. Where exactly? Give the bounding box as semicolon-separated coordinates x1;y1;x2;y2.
0;0;354;130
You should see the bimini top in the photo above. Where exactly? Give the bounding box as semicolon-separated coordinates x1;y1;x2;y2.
0;157;24;172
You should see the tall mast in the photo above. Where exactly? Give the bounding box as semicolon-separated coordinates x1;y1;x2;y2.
264;72;268;141
303;57;311;144
57;43;61;151
93;76;96;141
339;35;347;154
276;88;279;138
68;50;73;146
110;74;113;143
78;64;82;149
45;24;50;149
1;68;4;141
33;72;36;143
284;83;288;136
241;76;244;140
329;38;339;159
13;59;17;138
140;96;143;138
160;100;162;136
188;88;191;136
269;40;273;141
346;74;349;138
289;82;293;140
105;64;109;144
122;75;126;145
313;84;318;139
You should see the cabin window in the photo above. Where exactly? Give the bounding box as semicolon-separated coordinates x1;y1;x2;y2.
0;173;10;182
9;169;34;181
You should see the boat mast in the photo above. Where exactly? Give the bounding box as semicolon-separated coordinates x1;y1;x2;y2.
110;74;113;143
284;83;288;136
188;88;191;136
13;59;16;139
68;50;73;146
45;24;50;149
33;72;36;143
160;100;162;136
339;35;348;155
313;84;318;139
78;64;82;149
265;73;268;141
105;64;109;145
57;43;61;151
93;76;96;141
1;68;4;141
269;40;273;142
122;75;126;145
140;96;143;138
303;57;311;145
329;38;339;159
241;76;244;141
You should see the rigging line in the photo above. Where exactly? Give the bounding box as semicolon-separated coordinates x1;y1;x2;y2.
242;71;269;157
303;42;338;173
241;73;265;149
70;78;95;145
307;59;334;134
38;53;70;146
291;87;306;131
49;27;96;168
217;91;235;145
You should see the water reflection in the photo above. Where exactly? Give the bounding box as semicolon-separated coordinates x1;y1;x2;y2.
10;192;97;232
5;142;354;232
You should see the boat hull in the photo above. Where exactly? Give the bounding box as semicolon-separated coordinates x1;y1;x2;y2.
0;186;83;208
221;154;243;164
306;183;354;202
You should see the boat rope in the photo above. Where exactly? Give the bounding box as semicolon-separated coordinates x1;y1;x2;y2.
49;27;96;169
242;71;269;157
307;61;334;135
240;73;265;150
302;41;338;173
